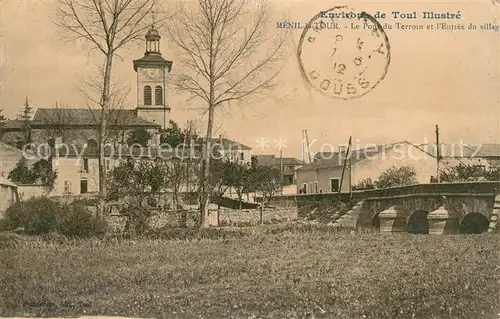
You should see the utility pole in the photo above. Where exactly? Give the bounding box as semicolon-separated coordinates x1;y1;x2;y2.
339;136;352;199
436;124;441;183
349;141;353;200
301;130;305;164
304;129;312;164
280;147;284;196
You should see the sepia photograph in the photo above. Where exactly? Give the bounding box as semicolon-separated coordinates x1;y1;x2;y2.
0;0;499;318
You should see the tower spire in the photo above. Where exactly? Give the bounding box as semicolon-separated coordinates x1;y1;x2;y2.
145;12;161;56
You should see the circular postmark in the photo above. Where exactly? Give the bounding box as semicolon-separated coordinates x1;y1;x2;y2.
297;6;391;100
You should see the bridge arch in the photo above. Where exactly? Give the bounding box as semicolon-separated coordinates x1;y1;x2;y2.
459;213;489;234
407;210;429;234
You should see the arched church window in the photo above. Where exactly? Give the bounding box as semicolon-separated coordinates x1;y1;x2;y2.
155;86;163;105
144;86;152;105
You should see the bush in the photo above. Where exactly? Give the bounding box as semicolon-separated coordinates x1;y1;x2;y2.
1;197;107;238
3;197;62;235
58;204;107;238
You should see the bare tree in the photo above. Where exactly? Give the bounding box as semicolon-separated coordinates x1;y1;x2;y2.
55;0;168;215
167;0;289;227
78;68;136;145
37;101;77;145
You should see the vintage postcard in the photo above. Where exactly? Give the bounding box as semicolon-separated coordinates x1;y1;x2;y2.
0;0;499;318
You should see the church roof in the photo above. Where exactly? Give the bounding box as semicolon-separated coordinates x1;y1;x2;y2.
31;108;161;128
133;54;173;71
2;119;26;130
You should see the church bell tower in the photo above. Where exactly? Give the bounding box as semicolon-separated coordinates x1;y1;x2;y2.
133;25;173;130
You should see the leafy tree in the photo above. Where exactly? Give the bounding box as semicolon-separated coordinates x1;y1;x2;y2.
107;158;169;234
160;120;203;151
160;120;184;147
167;159;185;212
8;158;36;184
8;158;57;188
375;165;418;188
439;163;500;182
485;167;500;181
252;166;282;224
208;159;232;198
225;161;253;209
127;127;152;147
353;178;375;191
32;159;58;190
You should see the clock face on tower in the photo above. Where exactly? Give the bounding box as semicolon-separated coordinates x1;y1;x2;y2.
142;68;159;80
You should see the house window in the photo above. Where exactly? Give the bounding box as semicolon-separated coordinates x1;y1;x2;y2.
309;182;313;193
302;183;307;194
144;85;152;105
155;86;163;105
64;180;72;194
105;159;110;171
319;189;323;193
83;158;89;171
239;152;244;161
80;180;88;194
87;138;98;149
330;178;340;193
314;182;318;193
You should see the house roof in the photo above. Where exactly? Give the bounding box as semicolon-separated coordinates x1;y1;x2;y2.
415;143;500;158
300;141;433;171
210;137;251;150
2;119;26;130
31;108;160;128
133;54;173;72
415;143;478;158
471;144;500;158
253;154;303;166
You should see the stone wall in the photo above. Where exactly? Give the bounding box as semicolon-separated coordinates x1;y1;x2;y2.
106;206;298;232
107;209;199;233
218;207;298;226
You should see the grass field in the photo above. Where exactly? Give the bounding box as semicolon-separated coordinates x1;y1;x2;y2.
1;225;499;318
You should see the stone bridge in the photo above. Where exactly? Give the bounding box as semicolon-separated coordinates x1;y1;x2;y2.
269;182;500;234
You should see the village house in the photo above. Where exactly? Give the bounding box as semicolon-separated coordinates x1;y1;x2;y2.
0;26;252;197
297;141;438;194
0;176;18;217
417;143;500;170
252;154;303;186
298;141;500;194
213;135;252;164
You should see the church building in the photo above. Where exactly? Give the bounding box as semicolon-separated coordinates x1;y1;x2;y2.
0;26;252;196
2;25;171;149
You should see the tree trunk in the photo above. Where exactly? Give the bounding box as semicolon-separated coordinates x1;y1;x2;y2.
97;53;113;217
199;106;214;228
259;204;264;225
